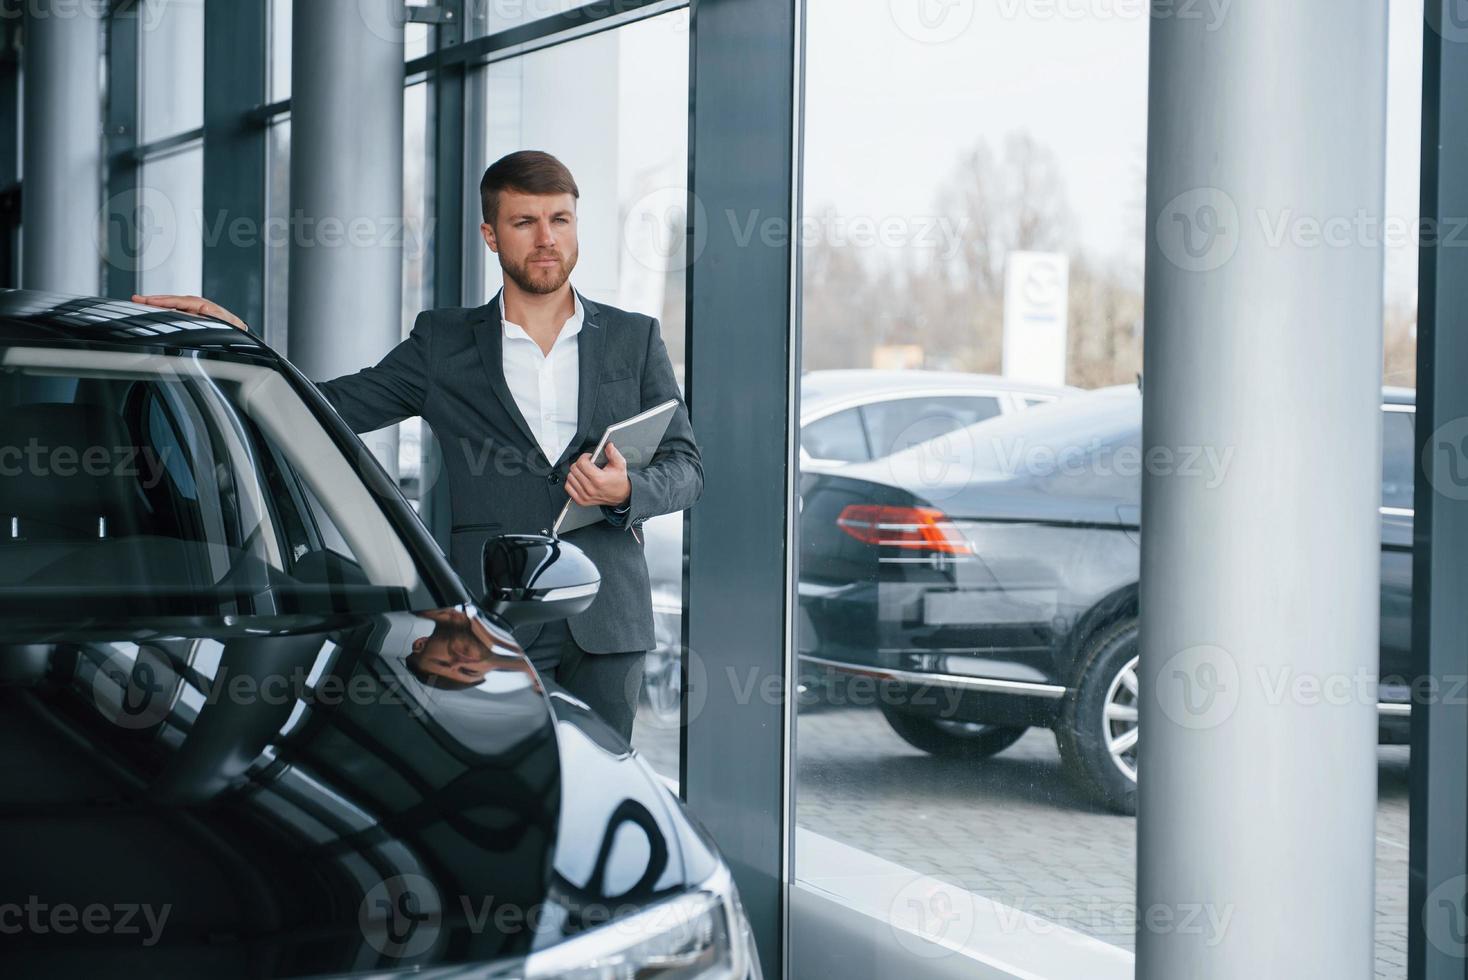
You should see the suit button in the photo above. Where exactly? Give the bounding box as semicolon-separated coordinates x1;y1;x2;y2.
548;472;562;485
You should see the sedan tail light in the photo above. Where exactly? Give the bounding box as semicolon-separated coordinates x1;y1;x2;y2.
835;504;972;554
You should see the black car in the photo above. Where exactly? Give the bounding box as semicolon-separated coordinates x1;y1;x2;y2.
799;383;1415;815
0;290;759;978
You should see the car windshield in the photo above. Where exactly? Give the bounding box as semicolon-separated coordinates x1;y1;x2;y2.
0;345;441;618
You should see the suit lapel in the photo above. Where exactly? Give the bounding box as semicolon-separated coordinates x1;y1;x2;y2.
561;289;604;468
473;290;540;450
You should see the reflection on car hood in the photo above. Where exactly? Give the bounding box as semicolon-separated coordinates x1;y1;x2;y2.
0;605;711;978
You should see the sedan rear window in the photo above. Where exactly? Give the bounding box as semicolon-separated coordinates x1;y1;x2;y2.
0;347;439;618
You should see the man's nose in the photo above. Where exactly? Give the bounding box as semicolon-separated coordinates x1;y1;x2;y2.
534;220;556;246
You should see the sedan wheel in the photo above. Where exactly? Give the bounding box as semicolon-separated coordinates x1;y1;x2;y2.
1057;617;1140;815
1102;654;1140;782
879;704;1027;760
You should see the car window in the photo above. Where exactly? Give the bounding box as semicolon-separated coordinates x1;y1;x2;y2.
802;408;871;462
0;347;439;618
1381;409;1414;510
860;395;1002;460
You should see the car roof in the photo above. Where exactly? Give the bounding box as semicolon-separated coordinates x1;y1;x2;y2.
0;289;275;355
801;369;1077;407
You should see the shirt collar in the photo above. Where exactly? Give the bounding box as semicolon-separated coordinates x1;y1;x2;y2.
499;288;585;345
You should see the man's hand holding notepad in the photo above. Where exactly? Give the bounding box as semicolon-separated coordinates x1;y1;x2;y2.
555;398;680;535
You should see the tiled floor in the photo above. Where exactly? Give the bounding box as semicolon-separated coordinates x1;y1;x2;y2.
636;701;1410;979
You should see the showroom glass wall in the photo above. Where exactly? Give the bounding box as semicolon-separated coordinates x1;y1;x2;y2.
104;0;694;785
464;9;692;782
82;1;1468;978
788;1;1423;978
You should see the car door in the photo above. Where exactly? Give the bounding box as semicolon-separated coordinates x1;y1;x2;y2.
1378;403;1415;698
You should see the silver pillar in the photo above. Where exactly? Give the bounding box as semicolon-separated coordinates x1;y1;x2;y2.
21;0;104;294
1137;4;1387;978
287;0;405;478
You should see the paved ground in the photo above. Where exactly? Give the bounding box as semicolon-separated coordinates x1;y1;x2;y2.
633;702;1410;978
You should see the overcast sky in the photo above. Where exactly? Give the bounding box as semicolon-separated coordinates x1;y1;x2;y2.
800;0;1423;306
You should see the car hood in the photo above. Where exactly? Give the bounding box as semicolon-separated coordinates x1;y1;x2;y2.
0;605;715;978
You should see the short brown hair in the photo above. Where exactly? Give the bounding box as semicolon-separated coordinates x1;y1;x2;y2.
480;150;580;226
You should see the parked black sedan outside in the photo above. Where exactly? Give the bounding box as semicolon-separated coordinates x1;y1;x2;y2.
0;290;759;978
798;383;1416;814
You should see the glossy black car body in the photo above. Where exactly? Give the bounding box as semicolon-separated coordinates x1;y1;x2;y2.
799;384;1416;813
0;291;755;978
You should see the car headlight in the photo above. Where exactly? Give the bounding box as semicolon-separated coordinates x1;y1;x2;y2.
526;862;761;980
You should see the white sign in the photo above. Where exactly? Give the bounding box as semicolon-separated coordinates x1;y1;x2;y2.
1002;251;1070;387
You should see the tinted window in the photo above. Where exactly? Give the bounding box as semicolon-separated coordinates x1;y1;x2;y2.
860;395;1003;459
1381;409;1415;510
802;408;870;462
0;349;439;618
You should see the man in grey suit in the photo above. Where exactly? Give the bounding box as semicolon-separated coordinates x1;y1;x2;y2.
134;150;702;741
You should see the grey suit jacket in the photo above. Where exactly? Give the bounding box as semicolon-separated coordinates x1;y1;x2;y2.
315;288;702;653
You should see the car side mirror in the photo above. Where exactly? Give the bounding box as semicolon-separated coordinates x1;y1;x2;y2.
482;533;601;628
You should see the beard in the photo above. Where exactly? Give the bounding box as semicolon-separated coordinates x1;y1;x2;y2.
502;248;576;295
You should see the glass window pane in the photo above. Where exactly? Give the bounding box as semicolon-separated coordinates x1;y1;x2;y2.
794;0;1147;968
469;0;605;36
136;145;204;296
472;9;689;786
801;409;870;463
399;82;433;507
1381;410;1415;511
860;395;1002;459
271;0;292;101
0;352;440;617
265;118;291;351
792;2;1421;977
139;0;204;141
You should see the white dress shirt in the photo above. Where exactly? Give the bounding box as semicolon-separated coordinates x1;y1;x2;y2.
499;289;584;464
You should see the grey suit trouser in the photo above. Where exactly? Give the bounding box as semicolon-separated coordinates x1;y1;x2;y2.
524;620;645;742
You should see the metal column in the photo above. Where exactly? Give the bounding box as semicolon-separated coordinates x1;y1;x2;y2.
684;0;801;977
21;0;104;294
202;0;268;335
287;0;405;477
1408;4;1468;978
1138;3;1388;978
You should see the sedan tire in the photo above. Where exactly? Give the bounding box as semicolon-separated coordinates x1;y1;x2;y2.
879;704;1028;760
1057;617;1140;815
